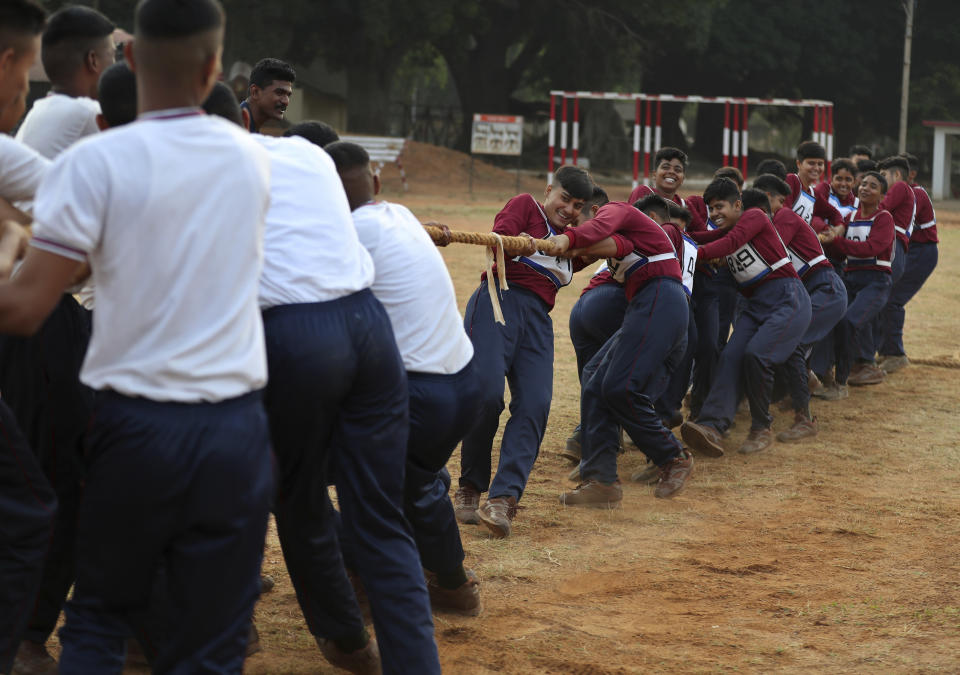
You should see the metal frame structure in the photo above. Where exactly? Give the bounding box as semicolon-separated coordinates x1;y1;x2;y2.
547;90;835;188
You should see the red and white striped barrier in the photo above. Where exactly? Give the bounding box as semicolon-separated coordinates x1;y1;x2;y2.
547;91;835;187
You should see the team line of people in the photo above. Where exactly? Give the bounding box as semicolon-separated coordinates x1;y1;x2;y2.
0;0;940;673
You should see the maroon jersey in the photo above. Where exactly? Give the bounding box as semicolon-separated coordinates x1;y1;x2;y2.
627;185;705;231
879;180;916;249
565;201;681;301
486;193;580;309
772;207;831;280
695;207;798;297
832;207;895;274
785;173;844;228
684;194;710;233
909;184;938;244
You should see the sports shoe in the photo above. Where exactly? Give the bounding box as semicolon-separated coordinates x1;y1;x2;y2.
776;413;818;442
259;574;276;593
454;484;481;524
739;428;774;454
654;451;694;498
630;461;660;484
880;354;909;374
559;479;623;509
848;363;885;386
662;410;684;429
561;428;581;463
13;641;58;675
680;421;724;457
477;496;518;538
425;568;482;616
814;382;849;400
317;636;381;675
567;463;582;482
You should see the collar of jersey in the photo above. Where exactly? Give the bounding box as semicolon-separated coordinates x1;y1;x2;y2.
138;107;205;121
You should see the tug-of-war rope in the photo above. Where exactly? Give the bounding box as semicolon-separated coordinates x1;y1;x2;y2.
423;224;562;325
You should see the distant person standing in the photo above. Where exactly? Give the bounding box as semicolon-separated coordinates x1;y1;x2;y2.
240;57;294;133
15;5;115;159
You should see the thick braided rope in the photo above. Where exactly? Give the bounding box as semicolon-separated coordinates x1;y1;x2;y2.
909;357;960;370
423;225;562;256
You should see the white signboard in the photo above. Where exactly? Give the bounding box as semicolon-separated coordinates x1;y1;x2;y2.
471;114;523;156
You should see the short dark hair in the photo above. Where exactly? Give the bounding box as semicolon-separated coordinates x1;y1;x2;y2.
586;185;609;210
0;0;46;53
250;57;296;90
849;144;871;158
41;5;114;84
878;155;910;177
741;188;771;215
97;61;136;127
668;202;691;226
861;170;888;194
135;0;224;39
553;165;593;201
713;166;743;188
202;81;242;126
831;158;857;176
654;146;687;168
325;141;370;173
633;193;671;222
796;140;826;161
856;158;877;173
703;177;740;206
752;174;791;197
284;120;339;147
756;158;787;181
899;152;919;173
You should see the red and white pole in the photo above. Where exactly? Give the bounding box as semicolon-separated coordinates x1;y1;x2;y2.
741;103;749;181
560;96;568;166
572;96;580;166
722;102;730;167
632;99;641;190
826;105;835;181
643;99;652;186
654;98;662;154
547;94;555;187
812;105;820;144
731;103;740;173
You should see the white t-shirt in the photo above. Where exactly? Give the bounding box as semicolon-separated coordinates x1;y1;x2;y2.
254;135;374;308
352;201;473;375
15;93;100;160
30;109;271;403
0;134;50;201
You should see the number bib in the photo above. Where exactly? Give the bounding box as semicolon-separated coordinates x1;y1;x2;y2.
607;251;676;284
845;219;893;269
513;200;574;288
680;233;698;296
726;242;790;287
828;193;858;221
791;189;816;225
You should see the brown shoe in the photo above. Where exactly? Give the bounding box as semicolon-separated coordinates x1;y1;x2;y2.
654;451;694;499
567;463;582;482
880;354;909;374
559;479;623;509
477;496;517;538
12;641;58;675
560;429;581;463
425;568;482;616
776;413;818;442
630;461;660;484
317;636;381;675
848;363;885;386
739;428;774;454
680;421;724;457
454;484;480;525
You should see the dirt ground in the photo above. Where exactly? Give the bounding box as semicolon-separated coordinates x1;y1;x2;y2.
139;143;960;672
